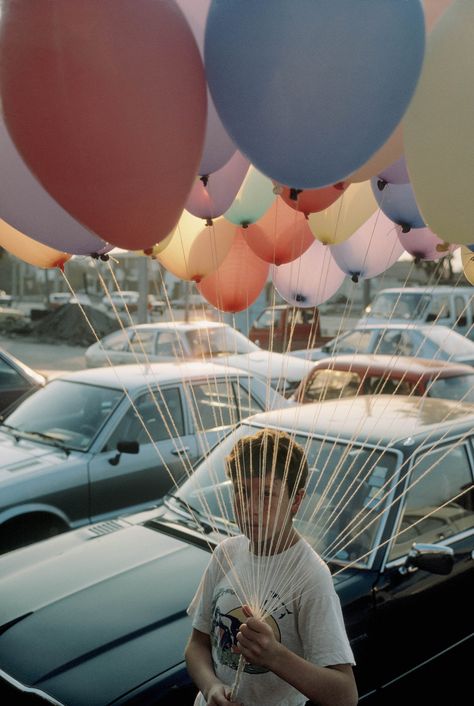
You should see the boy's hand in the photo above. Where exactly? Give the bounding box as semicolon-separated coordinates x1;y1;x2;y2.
206;682;242;706
236;605;283;670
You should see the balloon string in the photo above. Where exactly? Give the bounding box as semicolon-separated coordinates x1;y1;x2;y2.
230;654;246;702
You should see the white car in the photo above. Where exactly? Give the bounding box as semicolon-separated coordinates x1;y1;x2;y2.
85;321;314;396
0;361;290;553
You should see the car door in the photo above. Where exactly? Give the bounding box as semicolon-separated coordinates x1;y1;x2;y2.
371;441;474;689
88;386;199;520
453;294;472;338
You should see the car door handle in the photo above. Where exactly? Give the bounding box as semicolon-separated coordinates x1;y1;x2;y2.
171;446;190;455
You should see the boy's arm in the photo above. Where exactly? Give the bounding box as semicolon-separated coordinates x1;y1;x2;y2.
185;628;242;706
237;613;358;706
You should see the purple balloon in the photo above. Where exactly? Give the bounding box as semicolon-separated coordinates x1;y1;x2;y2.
371;177;425;230
397;225;457;261
176;0;236;175
378;156;409;185
329;211;405;281
272;240;345;307
0;117;108;255
185;151;249;220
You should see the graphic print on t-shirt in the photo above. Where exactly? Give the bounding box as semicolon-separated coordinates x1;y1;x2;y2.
211;588;281;675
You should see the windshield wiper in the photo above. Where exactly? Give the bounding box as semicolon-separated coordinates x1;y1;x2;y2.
14;429;71;456
164;493;215;534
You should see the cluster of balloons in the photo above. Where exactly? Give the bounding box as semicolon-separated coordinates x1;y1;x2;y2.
0;0;471;313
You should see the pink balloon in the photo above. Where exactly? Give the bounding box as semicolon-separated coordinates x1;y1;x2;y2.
329;211;405;281
198;228;269;312
396;225;457;261
185;151;250;220
272;240;346;307
175;0;236;175
0;115;108;255
245;198;314;265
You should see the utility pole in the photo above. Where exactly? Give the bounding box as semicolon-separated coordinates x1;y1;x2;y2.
137;255;149;324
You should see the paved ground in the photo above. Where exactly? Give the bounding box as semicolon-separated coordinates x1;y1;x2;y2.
0;334;87;376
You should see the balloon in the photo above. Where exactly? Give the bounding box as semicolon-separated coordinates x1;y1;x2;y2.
272;241;346;308
0;115;108;256
175;0;236;175
371;178;425;231
278;182;348;217
377;156;410;186
329;211;405;281
308;181;378;245
348;125;405;184
461;246;474;286
156;211;235;282
396;226;457;261
225;167;276;226
0;0;206;250
245;198;314;265
423;0;455;31
185;151;249;221
205;1;425;189
404;0;474;245
198;230;269;312
0;219;70;269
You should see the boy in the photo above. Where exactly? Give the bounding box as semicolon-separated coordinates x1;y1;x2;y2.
185;429;358;706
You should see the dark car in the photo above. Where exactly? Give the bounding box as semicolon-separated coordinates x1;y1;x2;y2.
291;354;474;404
0;348;46;415
0;396;473;705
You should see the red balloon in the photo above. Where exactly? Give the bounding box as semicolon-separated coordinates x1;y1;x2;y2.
0;0;207;250
278;181;348;217
198;228;269;312
245;198;314;265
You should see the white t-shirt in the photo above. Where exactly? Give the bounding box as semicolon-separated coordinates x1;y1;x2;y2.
187;535;354;706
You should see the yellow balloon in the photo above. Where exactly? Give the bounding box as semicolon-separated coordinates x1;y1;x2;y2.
404;0;474;245
156;210;235;281
347;125;404;184
135;232;174;258
308;181;378;245
0;219;70;268
461;246;474;286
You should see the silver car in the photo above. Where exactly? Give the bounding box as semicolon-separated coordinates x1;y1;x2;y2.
0;361;290;553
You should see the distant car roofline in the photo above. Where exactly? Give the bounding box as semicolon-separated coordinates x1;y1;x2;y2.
309;354;474;378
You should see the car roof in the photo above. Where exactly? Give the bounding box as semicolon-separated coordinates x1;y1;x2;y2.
310;354;474;377
344;323;459;334
55;360;256;389
374;286;473;295
245;395;474;448
115;320;228;333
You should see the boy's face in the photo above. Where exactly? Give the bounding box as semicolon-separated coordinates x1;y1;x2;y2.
232;474;303;554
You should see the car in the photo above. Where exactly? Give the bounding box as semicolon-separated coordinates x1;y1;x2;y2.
48;292;93;309
0;395;472;705
248;304;332;351
0;361;290;553
292;323;474;366
0;305;30;332
101;290;140;312
0;348;46;415
291;354;474;404
359;285;474;340
85;321;314;397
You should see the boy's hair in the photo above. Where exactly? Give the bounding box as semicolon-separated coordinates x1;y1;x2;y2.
225;428;308;496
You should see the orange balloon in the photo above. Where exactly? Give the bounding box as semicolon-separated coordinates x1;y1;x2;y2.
198;229;269;313
277;181;348;217
0;0;206;250
0;219;70;268
246;198;314;265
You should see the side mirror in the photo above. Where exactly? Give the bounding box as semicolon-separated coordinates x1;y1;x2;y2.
108;440;140;466
402;543;454;576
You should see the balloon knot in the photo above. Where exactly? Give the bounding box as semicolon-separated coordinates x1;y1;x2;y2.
351;273;359;283
100;253;110;261
289;188;302;201
414;256;422;265
205;218;213;227
241;221;250;228
295;293;307;303
377;178;387;191
200;174;209;187
436;242;450;253
90;252;100;259
401;224;411;234
334;181;346;191
272;184;283;196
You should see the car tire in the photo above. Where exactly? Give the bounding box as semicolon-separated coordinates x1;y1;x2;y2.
0;515;68;554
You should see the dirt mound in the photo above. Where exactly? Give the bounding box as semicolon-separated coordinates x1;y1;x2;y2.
31;304;119;346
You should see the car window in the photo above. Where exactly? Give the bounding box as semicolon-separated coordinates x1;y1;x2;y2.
233;381;266;418
368;292;430;320
389;444;474;560
425;295;451;322
377;330;414;356
187;381;238;431
102;329;131;352
185;326;258;356
128;330;156;356
0;357;24;388
328;330;373;354
104;387;184;449
427;374;474;404
303;370;362;401
454;295;469;326
367;375;412;396
254;309;282;330
155;331;182;357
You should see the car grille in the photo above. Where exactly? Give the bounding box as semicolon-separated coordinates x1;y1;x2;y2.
87;519;124;538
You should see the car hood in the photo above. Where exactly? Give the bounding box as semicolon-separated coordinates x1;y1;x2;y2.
0;522;210;706
0;432;70;481
217;351;314;381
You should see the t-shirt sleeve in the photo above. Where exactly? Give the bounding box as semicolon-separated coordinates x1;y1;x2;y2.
187;550;220;635
298;566;355;667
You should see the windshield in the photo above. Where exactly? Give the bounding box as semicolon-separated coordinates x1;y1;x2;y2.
177;423;398;566
427;374;474;404
324;329;373;355
3;380;124;450
186;326;259;357
368;293;430;320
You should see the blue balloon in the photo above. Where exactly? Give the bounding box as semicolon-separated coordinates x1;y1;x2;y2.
370;177;425;231
468;244;474;253
205;0;425;189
